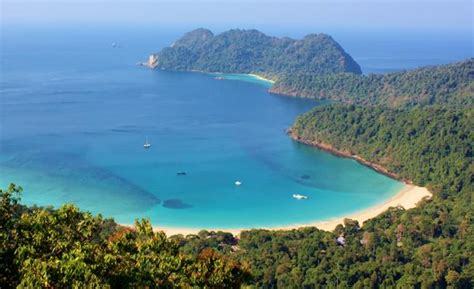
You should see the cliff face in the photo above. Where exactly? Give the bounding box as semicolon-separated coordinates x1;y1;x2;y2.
152;28;362;76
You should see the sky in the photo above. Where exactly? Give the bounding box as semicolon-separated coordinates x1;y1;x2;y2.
1;0;473;32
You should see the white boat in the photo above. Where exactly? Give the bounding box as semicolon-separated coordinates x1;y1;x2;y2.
292;194;308;200
144;137;151;149
235;181;242;186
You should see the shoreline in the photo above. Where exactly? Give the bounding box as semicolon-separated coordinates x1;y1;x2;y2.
247;73;276;84
129;66;430;237
147;65;276;85
122;184;431;237
210;71;276;84
138;130;430;236
287;129;410;183
122;130;431;237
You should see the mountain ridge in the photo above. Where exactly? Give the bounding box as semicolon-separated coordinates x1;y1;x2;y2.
270;58;474;107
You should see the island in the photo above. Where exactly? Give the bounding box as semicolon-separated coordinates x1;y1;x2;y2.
149;28;362;77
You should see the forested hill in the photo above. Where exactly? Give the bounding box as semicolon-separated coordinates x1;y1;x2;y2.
292;105;473;195
152;28;362;76
270;58;474;107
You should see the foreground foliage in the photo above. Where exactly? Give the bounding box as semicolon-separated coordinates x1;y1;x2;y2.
0;184;249;288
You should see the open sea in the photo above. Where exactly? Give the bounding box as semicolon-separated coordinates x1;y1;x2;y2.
0;26;471;229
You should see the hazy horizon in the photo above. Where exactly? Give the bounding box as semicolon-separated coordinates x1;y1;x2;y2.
2;0;473;34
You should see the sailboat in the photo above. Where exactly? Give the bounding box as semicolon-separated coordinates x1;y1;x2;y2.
144;137;151;149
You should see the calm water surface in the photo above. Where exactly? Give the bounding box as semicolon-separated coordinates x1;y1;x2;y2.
3;26;469;228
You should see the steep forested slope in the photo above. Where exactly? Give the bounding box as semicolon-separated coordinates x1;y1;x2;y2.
292;105;473;194
270;59;474;107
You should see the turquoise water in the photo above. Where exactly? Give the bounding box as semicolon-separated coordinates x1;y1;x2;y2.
212;73;274;87
0;27;413;229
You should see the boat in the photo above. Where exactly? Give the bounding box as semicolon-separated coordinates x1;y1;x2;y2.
214;76;225;80
144;137;151;149
292;194;308;200
235;181;242;186
177;171;187;176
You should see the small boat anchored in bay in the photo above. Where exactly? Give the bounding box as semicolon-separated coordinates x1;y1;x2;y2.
292;194;308;200
144;137;151;149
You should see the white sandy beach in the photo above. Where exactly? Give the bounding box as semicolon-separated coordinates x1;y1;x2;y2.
197;71;276;84
247;73;276;84
147;184;431;236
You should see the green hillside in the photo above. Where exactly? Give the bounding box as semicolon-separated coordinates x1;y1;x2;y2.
153;28;362;76
270;59;474;107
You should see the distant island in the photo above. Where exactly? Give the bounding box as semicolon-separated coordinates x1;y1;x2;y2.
149;28;362;77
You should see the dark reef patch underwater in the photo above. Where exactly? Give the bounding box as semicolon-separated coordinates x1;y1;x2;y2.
163;199;193;209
